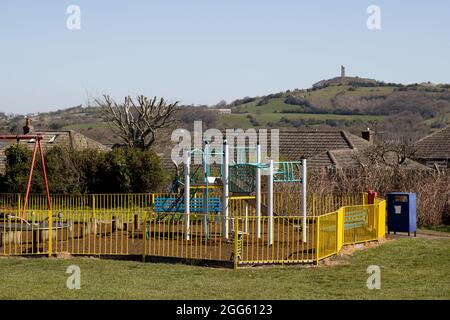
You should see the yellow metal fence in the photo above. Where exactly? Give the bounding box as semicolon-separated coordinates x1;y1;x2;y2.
315;201;386;262
0;192;386;267
1;192;366;215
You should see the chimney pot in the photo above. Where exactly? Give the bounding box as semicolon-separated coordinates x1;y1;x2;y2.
23;117;34;135
361;129;374;142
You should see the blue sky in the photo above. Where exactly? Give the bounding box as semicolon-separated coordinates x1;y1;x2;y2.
1;0;449;114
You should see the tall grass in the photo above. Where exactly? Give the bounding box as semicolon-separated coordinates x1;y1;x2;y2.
308;168;450;226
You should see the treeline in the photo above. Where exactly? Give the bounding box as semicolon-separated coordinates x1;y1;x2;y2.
267;112;429;141
0;145;168;194
175;105;218;130
329;91;450;118
269;117;367;129
280;91;450;119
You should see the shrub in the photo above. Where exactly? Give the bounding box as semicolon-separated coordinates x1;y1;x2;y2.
0;145;167;194
284;95;310;107
257;98;269;106
1;144;33;193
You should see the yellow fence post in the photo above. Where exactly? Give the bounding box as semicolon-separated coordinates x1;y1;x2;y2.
17;193;21;217
378;200;386;240
312;193;315;216
92;194;96;221
142;211;147;262
337;208;344;252
48;210;53;257
315;216;320;265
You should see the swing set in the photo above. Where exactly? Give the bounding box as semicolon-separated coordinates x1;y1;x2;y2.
0;135;52;216
0;134;61;256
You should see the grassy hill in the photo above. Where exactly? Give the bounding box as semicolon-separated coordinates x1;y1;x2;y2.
1;78;449;145
220;80;450;140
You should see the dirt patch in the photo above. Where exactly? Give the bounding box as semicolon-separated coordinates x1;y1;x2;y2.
320;238;392;267
56;252;72;259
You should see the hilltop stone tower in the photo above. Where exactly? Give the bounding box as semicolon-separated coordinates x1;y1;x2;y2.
341;65;346;78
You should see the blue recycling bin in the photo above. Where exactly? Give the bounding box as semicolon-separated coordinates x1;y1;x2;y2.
387;192;417;236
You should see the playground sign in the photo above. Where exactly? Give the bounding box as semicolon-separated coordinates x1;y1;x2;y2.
344;207;369;230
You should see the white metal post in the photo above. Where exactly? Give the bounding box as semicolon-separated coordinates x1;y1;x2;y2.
184;150;191;241
268;159;274;245
222;141;229;239
256;144;261;238
203;141;209;238
302;159;307;243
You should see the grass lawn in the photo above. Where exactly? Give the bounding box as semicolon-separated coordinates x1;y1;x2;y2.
0;238;449;300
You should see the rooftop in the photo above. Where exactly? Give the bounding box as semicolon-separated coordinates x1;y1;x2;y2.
415;125;450;159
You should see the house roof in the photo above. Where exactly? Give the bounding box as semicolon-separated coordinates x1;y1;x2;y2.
158;155;178;176
166;128;370;162
308;149;429;170
0;130;109;174
165;129;371;171
163;128;428;172
414;125;450;159
276;129;370;160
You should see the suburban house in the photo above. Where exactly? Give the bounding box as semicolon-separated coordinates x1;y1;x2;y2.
414;125;450;170
161;128;427;178
277;129;428;170
276;129;372;169
0;119;109;174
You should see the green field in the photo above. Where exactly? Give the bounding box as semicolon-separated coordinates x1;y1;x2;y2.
220;112;385;129
220;86;393;128
0;237;449;300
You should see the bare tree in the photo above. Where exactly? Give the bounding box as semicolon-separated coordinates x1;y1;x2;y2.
96;95;179;150
354;140;418;169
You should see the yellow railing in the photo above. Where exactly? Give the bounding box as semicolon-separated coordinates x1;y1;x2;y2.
1;192;365;214
311;192;367;216
0;193;386;268
316;211;339;261
259;192;365;217
0;209;149;256
238;216;317;265
315;200;386;263
143;212;234;262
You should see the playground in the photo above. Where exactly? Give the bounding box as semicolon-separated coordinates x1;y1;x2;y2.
0;135;386;268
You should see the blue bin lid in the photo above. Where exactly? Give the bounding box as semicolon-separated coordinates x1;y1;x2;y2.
387;192;416;195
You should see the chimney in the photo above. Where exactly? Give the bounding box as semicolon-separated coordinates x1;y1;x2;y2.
23;117;34;135
361;128;374;142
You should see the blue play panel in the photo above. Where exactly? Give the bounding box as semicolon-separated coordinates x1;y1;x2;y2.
153;197;222;213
